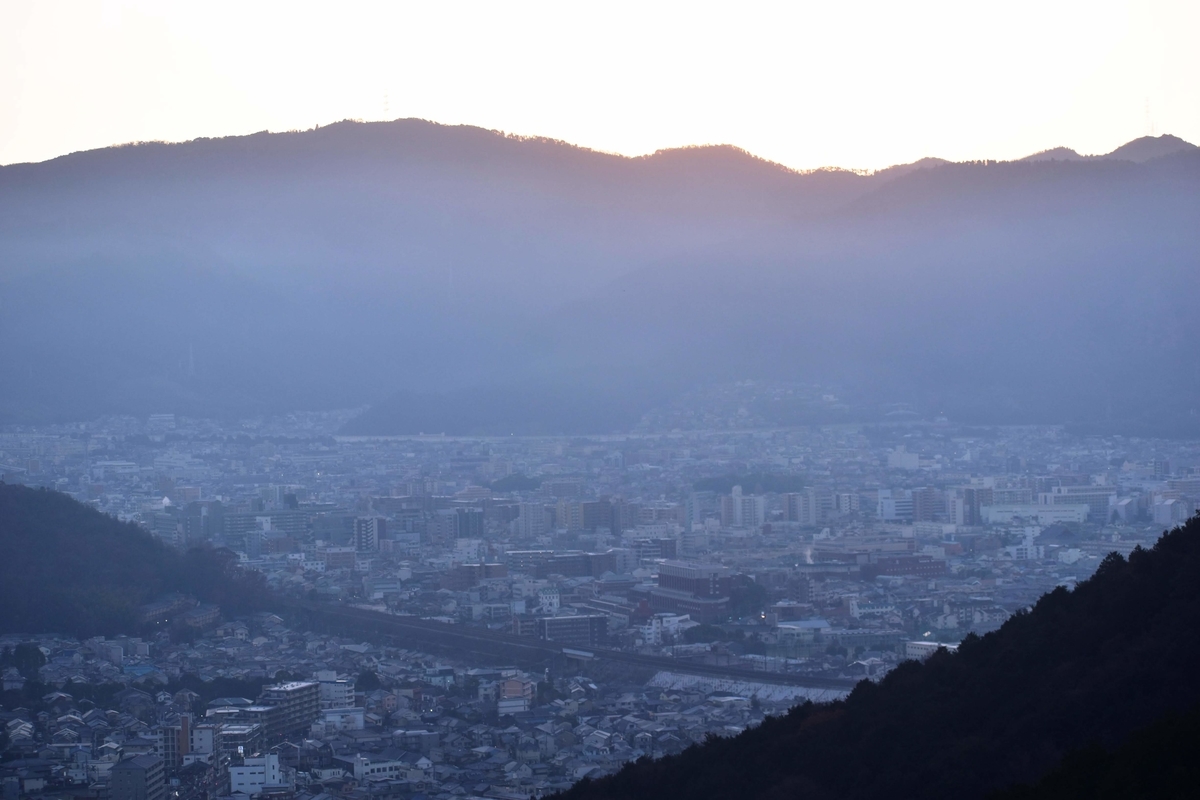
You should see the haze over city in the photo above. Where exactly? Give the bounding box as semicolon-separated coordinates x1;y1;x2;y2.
2;3;1200;800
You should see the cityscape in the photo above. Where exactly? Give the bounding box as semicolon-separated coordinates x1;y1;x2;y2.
3;3;1200;797
3;394;1198;799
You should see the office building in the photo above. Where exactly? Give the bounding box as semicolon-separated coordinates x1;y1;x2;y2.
649;561;731;622
1039;486;1117;522
877;489;914;521
230;753;288;795
537;615;608;647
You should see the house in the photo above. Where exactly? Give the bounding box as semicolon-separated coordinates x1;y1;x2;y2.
2;668;25;692
582;730;612;755
115;688;155;716
364;689;399;714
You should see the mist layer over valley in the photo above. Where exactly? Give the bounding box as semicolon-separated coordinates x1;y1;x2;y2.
1;121;1196;434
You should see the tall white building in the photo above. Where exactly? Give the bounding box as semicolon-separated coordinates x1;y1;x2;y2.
721;486;765;528
516;503;547;538
877;489;914;521
314;671;356;709
1039;486;1117;522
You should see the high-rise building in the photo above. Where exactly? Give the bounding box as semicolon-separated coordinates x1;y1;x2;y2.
555;500;584;531
354;517;386;552
685;491;717;529
516;503;548;538
721;486;765;528
181;501;224;545
257;682;320;742
782;491;819;525
911;487;944;522
149;510;184;549
153;716;190;773
428;509;459;545
949;486;995;525
455;507;484;538
314;671;356;709
188;723;223;763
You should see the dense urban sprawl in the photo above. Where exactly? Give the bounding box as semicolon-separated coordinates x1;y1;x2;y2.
3;391;1198;800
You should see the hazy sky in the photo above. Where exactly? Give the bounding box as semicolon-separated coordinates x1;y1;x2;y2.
1;0;1197;170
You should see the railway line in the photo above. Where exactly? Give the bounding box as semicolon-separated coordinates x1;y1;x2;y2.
280;600;857;691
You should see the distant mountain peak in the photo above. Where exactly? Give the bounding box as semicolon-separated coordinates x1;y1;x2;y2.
1020;135;1197;164
873;156;952;180
1020;146;1085;162
1102;133;1197;163
637;143;805;178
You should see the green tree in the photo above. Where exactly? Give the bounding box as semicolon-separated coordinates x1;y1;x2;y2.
356;670;382;691
12;643;45;680
729;576;768;619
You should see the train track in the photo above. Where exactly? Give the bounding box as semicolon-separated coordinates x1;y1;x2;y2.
280;600;857;690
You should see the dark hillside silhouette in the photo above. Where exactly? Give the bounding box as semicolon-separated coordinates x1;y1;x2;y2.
0;484;268;637
994;702;1200;800
555;515;1200;800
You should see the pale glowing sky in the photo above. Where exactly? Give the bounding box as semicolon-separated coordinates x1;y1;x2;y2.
1;0;1197;170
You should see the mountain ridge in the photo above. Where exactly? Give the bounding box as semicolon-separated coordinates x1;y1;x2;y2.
1;121;1197;432
1020;133;1196;163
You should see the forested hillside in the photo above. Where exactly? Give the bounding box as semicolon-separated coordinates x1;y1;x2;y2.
555;515;1200;800
995;703;1200;800
0;484;267;637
